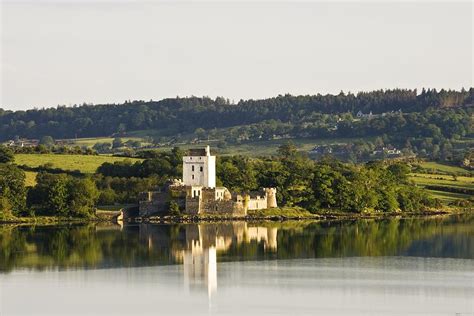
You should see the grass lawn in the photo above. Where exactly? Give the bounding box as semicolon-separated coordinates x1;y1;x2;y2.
15;154;143;174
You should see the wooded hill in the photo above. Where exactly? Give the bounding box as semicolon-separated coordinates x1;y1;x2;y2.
1;88;472;141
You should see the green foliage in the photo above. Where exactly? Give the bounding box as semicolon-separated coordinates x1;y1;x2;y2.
67;178;99;217
39;136;54;147
94;175;160;204
215;144;439;213
97;149;182;179
0;164;26;216
27;172;99;217
0;146;14;163
1;89;471;146
92;142;112;153
168;200;181;216
112;138;123;149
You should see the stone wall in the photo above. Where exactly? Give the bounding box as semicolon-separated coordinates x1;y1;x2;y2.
200;187;246;216
139;184;274;217
138;185;188;216
138;191;170;216
247;195;268;210
185;197;201;215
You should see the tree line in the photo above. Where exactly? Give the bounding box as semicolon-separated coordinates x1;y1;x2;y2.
1;88;472;141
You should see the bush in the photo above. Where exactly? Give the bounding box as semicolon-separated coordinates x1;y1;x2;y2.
0;146;14;163
168;200;181;216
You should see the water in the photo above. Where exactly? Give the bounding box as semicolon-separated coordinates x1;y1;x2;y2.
1;215;473;315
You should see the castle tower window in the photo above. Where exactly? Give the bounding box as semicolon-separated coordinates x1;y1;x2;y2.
200;166;203;172
192;165;195;171
192;175;194;179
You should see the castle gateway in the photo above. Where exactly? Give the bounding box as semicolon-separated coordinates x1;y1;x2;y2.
139;146;277;216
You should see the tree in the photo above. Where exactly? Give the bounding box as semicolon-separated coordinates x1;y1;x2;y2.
28;173;99;217
67;178;99;217
39;136;55;147
194;128;206;140
387;163;410;183
92;142;112;153
277;141;297;159
0;146;14;163
28;173;69;216
0;164;26;216
112;138;123;149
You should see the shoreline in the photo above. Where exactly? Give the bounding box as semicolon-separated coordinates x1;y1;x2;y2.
1;208;470;226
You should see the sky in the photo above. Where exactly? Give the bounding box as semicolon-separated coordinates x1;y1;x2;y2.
0;0;472;110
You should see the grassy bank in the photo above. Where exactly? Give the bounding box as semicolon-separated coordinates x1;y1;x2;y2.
0;210;120;225
143;206;465;224
2;206;469;225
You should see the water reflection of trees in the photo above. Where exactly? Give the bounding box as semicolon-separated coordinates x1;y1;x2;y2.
0;215;472;273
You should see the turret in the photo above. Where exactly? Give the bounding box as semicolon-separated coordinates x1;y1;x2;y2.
264;188;277;208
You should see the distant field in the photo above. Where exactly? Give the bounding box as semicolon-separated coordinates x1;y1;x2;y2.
410;171;473;203
411;173;473;189
15;154;143;174
417;161;472;175
152;137;374;157
68;136;147;148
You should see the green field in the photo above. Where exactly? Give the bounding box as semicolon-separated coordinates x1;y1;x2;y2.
67;136;148;148
417;161;472;175
24;171;38;187
409;163;473;203
15;154;143;174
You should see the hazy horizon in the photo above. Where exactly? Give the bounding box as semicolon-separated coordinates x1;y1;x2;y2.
1;0;473;111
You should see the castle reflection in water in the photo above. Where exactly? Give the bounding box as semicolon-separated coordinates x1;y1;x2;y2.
138;223;278;297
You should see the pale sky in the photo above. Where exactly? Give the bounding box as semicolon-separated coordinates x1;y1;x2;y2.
1;0;472;110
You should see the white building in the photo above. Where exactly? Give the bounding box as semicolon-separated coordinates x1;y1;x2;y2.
182;145;216;188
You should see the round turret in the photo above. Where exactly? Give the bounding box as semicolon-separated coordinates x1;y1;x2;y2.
264;188;277;208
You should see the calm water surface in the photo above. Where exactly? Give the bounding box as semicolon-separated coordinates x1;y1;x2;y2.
1;215;473;315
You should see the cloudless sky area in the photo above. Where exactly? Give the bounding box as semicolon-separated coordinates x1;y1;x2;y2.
1;0;472;110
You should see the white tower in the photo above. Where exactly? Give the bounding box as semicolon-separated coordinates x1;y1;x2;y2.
182;145;216;188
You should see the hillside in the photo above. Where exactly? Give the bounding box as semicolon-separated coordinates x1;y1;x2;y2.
2;88;472;166
1;89;472;141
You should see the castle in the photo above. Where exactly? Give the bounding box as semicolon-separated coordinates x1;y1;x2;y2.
138;146;277;216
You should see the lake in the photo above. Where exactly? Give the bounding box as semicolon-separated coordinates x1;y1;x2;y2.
1;215;473;315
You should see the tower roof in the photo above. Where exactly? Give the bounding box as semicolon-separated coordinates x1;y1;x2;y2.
187;145;211;156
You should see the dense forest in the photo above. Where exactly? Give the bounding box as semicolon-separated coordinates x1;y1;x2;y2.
1;88;472;140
